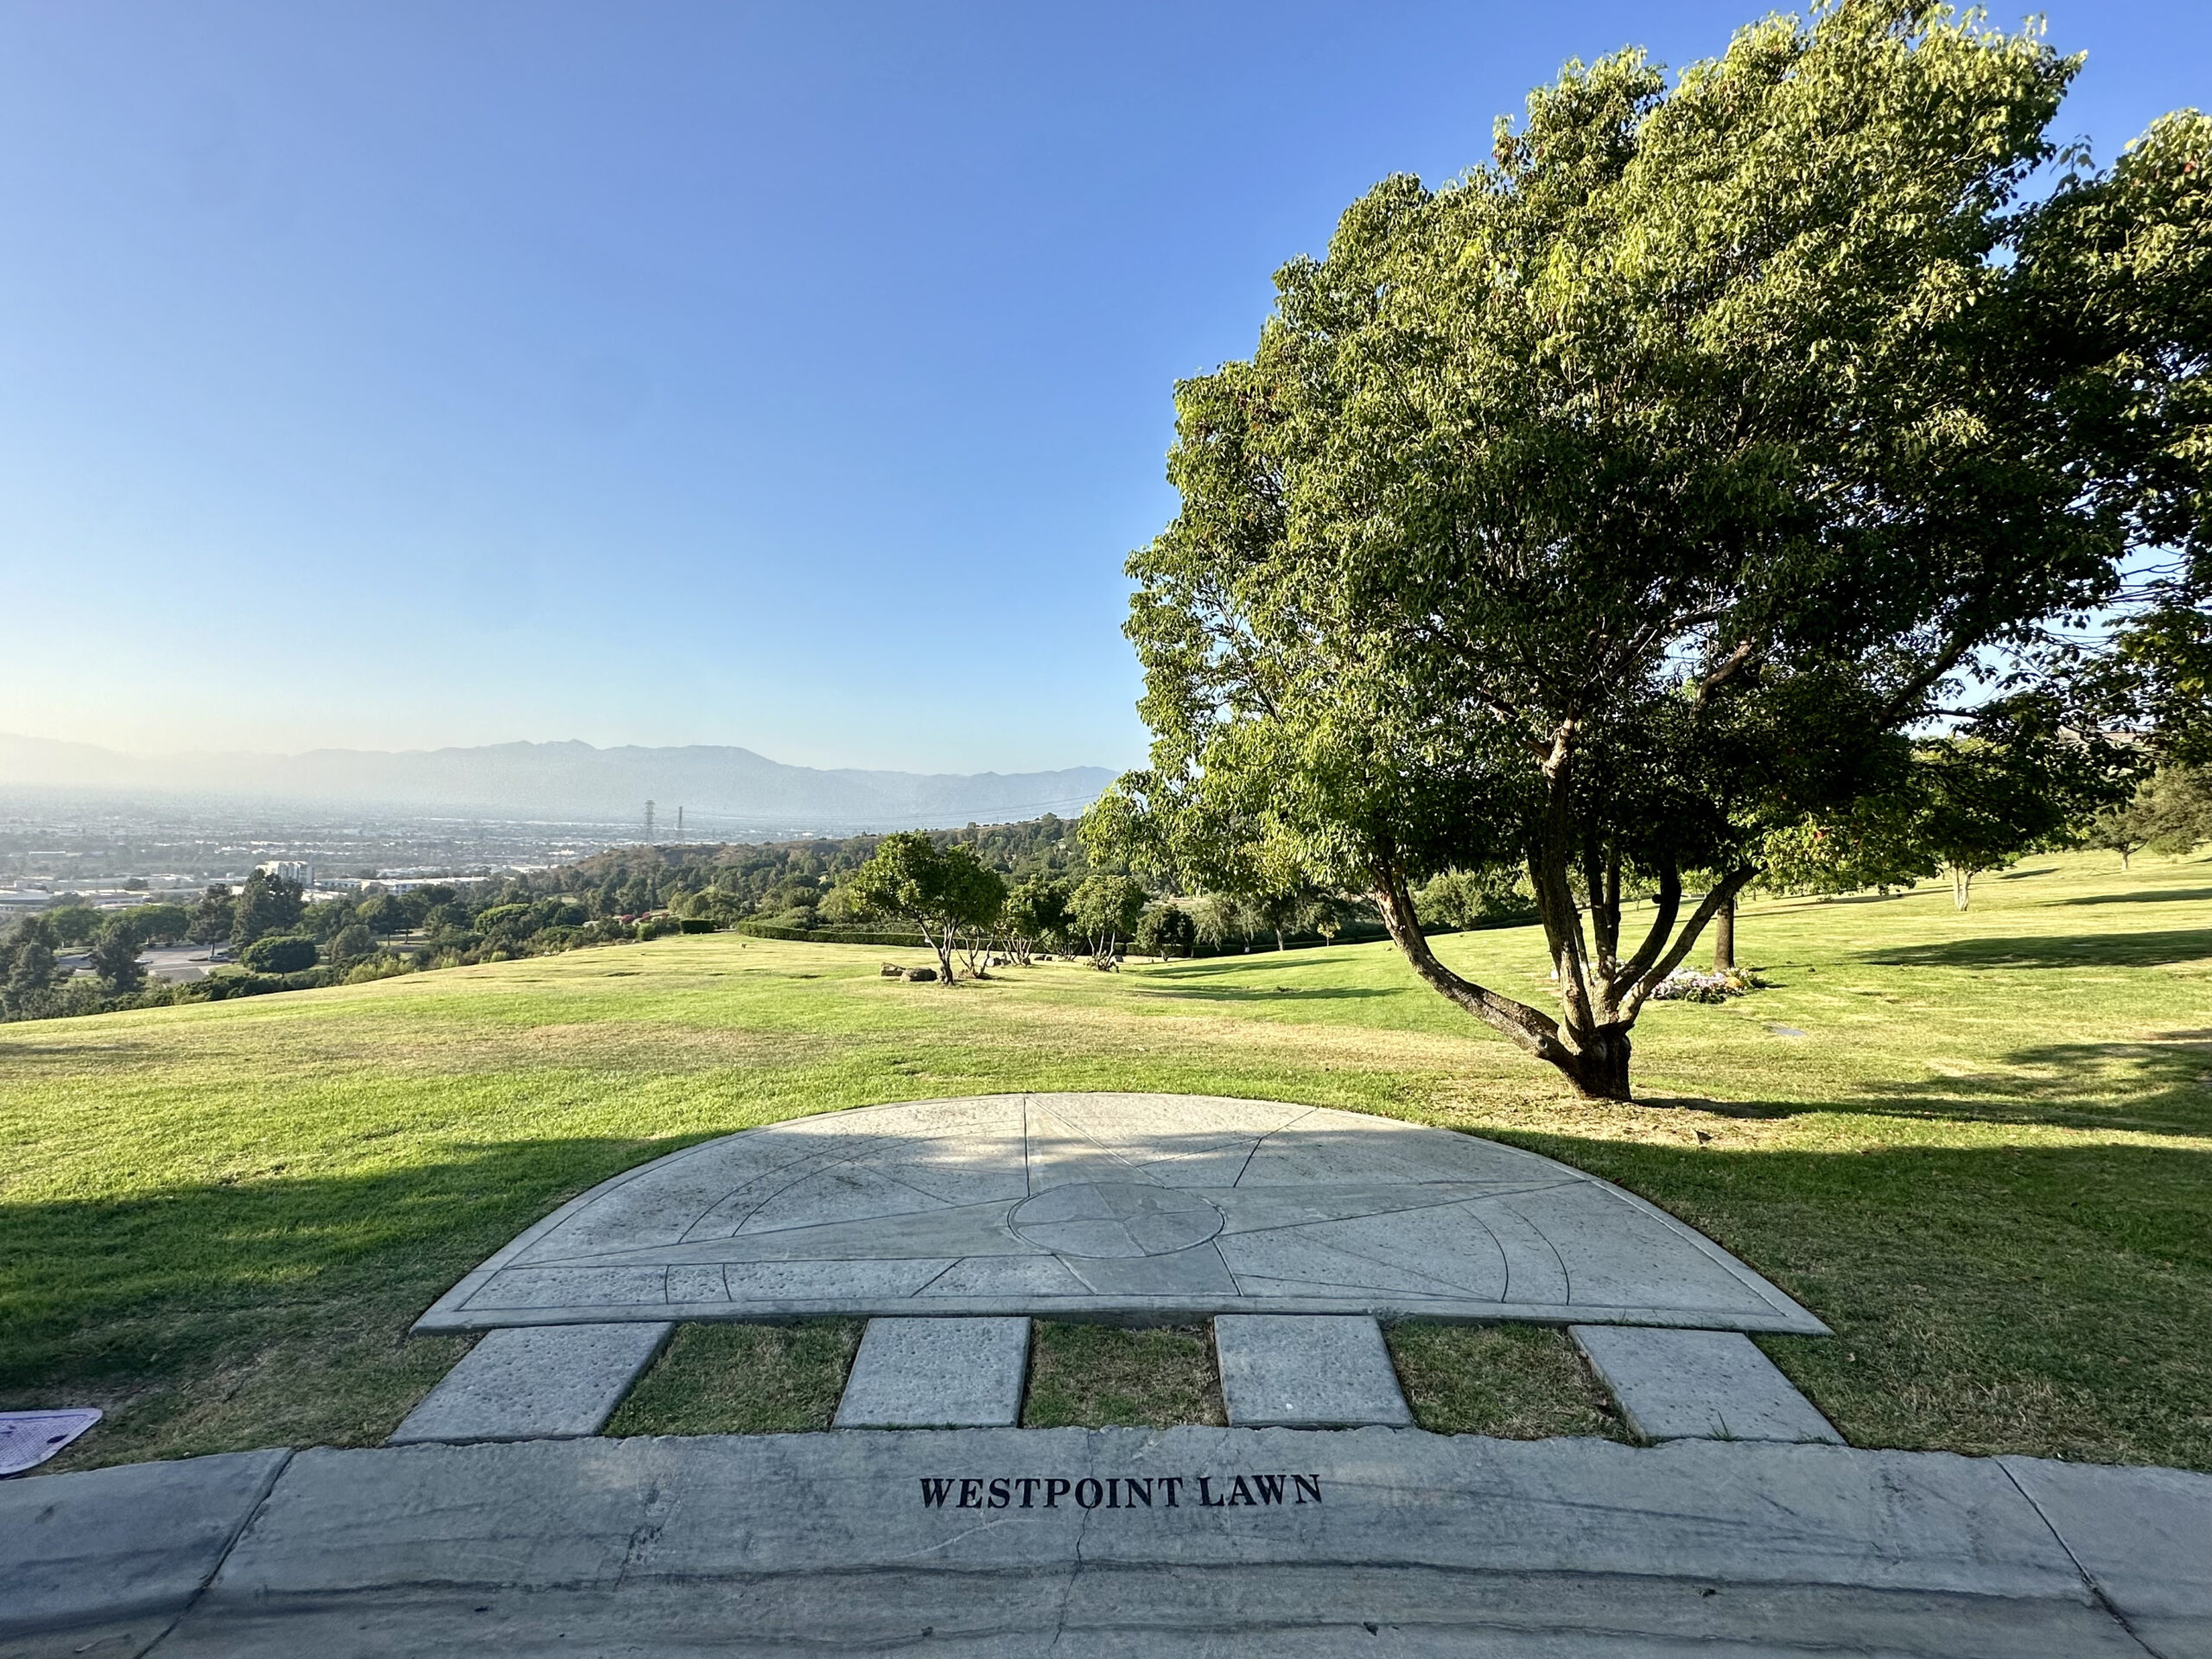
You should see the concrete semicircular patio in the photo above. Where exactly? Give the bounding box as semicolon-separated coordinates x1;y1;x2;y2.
416;1092;1827;1336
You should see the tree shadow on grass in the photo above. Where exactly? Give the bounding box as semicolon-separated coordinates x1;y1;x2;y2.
1860;929;2212;969
0;1135;709;1399
2056;887;2212;908
0;1040;162;1071
1481;1129;2212;1466
1656;1029;2212;1139
1134;986;1400;1003
1133;960;1401;1002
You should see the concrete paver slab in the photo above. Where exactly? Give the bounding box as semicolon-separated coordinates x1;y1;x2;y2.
2002;1454;2212;1659
388;1321;672;1444
0;1409;101;1477
416;1094;1827;1334
0;1447;288;1653
1214;1313;1413;1427
121;1431;2158;1656
1572;1325;1842;1444
834;1316;1029;1427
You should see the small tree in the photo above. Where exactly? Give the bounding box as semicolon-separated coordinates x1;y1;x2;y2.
0;918;60;1019
1000;875;1072;964
1071;874;1146;968
188;885;235;947
2088;786;2160;869
88;920;147;995
1914;732;2133;909
1415;868;1537;933
327;924;378;966
2144;767;2212;855
846;832;1006;982
357;893;409;936
120;903;192;945
2092;766;2212;865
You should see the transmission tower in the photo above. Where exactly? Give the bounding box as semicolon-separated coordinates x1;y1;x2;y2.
645;800;655;843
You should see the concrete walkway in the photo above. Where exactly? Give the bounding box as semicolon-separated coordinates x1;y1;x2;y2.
6;1429;2207;1656
419;1094;1827;1333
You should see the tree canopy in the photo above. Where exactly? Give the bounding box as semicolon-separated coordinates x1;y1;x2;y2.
1089;1;2209;1098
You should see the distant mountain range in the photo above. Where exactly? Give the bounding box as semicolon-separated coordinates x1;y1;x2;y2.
0;734;1116;832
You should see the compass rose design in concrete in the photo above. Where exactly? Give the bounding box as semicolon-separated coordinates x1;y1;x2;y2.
416;1094;1826;1335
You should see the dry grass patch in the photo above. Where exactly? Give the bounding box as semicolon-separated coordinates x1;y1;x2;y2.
607;1321;862;1435
1023;1323;1227;1428
1389;1324;1626;1440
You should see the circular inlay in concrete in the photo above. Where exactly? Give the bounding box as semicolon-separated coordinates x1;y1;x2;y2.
416;1093;1826;1335
1010;1180;1228;1258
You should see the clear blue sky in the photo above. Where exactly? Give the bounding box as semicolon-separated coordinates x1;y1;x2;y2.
2;3;2204;772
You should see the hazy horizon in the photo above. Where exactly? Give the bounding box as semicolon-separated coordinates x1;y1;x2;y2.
0;728;1115;774
0;732;1116;842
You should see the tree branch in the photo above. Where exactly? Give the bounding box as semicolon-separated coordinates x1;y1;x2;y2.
1875;632;1980;728
1616;861;1682;987
1369;852;1572;1064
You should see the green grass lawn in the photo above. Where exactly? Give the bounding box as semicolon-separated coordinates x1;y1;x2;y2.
3;850;2209;1471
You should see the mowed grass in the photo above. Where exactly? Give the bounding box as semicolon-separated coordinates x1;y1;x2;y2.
3;850;2209;1471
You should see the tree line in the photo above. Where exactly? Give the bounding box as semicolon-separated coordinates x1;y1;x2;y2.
0;753;2201;1025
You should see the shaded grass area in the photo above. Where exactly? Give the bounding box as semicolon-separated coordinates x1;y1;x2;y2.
1022;1323;1226;1428
1389;1324;1625;1441
3;851;2210;1470
608;1321;861;1435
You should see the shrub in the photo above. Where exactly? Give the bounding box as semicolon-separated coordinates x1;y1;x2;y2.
1134;902;1197;958
731;921;926;947
326;925;376;964
241;935;318;974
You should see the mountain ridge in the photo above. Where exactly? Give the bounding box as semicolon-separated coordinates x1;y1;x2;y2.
0;734;1116;830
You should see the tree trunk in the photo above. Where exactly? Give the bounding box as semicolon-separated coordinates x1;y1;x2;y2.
1712;897;1736;971
1560;1024;1633;1102
1951;866;1972;910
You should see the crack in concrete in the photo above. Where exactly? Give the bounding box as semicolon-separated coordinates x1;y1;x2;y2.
1998;1461;2161;1656
139;1448;293;1657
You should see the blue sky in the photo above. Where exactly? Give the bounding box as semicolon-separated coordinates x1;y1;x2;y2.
2;3;2204;773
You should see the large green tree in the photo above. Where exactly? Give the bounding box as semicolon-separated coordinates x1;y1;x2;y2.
2039;105;2212;765
1090;3;2207;1099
